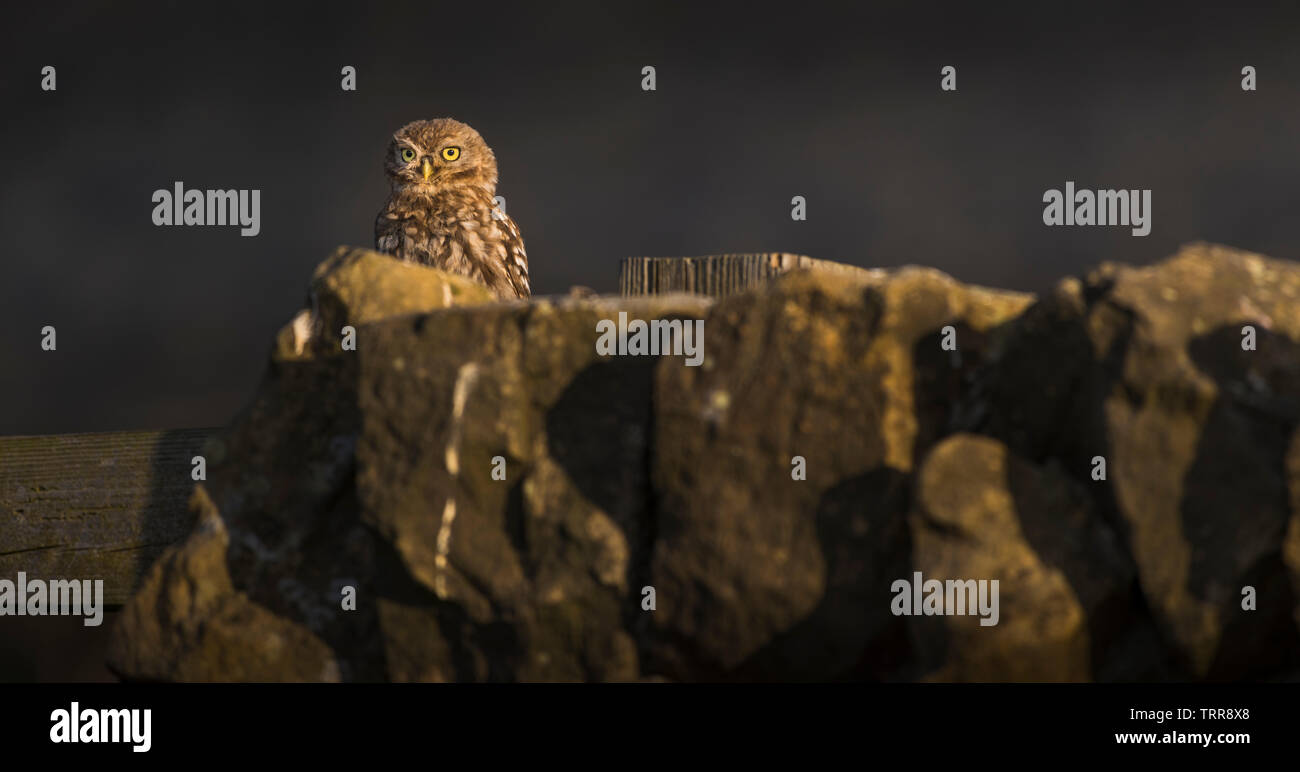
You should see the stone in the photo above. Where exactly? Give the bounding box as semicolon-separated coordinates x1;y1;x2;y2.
644;268;1030;680
963;242;1300;679
107;242;1300;682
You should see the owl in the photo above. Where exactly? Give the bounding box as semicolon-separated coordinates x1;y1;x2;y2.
374;118;530;299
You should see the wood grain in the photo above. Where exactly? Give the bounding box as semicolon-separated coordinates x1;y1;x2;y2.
0;428;216;606
619;253;876;298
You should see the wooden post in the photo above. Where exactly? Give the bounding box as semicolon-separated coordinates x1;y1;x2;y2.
619;253;877;298
0;428;216;606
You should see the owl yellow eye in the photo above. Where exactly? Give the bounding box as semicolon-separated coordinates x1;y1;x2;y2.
400;147;416;163
441;146;461;161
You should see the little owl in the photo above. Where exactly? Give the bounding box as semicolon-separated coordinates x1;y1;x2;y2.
375;118;530;299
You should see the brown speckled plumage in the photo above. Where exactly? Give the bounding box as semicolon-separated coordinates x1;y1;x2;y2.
375;118;530;299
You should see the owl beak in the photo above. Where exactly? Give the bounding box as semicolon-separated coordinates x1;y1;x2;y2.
421;157;434;180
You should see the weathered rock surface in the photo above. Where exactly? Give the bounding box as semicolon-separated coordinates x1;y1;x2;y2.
645;268;1030;680
108;244;1300;681
962;243;1300;679
908;434;1161;681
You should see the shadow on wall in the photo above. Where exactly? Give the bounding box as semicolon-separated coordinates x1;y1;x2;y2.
1183;324;1300;679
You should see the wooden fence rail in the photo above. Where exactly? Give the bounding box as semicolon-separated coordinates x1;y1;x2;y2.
0;428;216;606
619;253;876;297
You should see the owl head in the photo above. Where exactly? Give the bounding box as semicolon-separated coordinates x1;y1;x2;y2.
384;118;498;194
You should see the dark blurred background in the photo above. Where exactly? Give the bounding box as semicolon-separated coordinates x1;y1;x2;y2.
2;0;1300;678
3;1;1300;437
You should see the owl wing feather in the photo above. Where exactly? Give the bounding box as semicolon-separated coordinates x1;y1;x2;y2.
374;188;530;300
493;206;531;298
